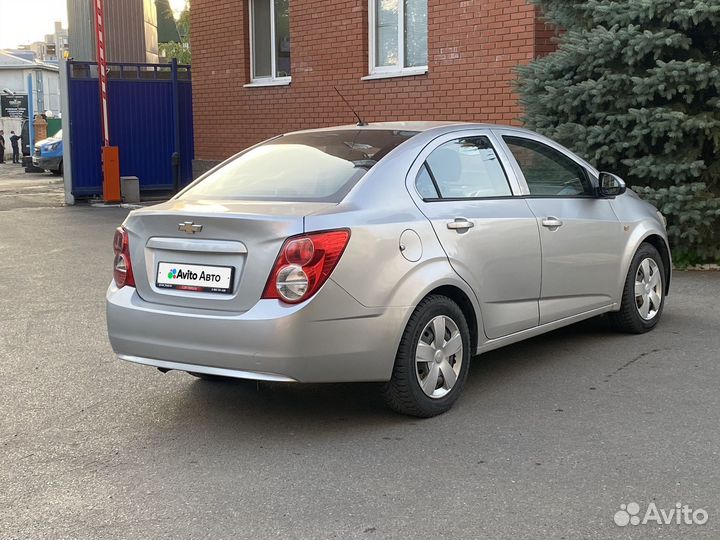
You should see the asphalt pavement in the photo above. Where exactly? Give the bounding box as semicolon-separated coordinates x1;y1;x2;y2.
0;164;64;211
1;196;719;539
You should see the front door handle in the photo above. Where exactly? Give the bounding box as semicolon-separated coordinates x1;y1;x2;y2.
447;218;475;231
542;217;563;229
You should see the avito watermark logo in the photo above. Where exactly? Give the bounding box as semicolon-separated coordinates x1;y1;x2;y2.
614;502;709;527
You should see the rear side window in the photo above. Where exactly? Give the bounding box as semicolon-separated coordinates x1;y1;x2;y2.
182;129;417;202
417;136;512;199
415;164;439;198
503;136;594;197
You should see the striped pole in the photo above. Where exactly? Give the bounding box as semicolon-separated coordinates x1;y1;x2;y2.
93;0;121;202
93;0;110;147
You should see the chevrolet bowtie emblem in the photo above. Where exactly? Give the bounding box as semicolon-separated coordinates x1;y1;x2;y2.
178;221;203;234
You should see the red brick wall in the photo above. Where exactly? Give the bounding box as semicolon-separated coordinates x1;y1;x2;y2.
533;5;557;57
191;0;554;162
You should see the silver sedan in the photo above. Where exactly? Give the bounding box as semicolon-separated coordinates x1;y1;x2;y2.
106;122;671;417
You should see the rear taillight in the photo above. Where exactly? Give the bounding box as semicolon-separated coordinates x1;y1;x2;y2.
112;226;135;288
262;229;351;304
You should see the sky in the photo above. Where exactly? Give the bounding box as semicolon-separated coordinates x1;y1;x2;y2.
0;0;67;49
0;0;187;50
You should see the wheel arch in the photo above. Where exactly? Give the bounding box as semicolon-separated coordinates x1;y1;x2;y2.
642;234;672;295
426;285;480;353
385;280;482;385
617;223;672;305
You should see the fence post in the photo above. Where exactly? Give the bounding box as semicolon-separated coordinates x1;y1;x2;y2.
27;75;34;152
60;58;74;204
171;58;181;193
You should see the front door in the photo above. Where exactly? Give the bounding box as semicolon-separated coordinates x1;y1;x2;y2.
499;133;624;324
411;131;542;339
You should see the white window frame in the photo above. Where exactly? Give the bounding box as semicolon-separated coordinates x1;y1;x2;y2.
365;0;428;80
246;0;291;87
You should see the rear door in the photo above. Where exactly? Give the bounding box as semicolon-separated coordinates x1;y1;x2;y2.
408;130;542;340
496;131;624;323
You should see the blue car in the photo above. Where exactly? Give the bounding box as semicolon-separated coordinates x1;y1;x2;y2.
33;130;63;176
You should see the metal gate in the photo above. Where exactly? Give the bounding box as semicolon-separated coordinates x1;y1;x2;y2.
66;60;194;197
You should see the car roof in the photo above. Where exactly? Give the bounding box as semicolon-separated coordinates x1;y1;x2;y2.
286;121;598;178
287;121;533;135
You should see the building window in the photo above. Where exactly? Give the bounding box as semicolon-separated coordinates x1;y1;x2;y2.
368;0;428;77
250;0;291;83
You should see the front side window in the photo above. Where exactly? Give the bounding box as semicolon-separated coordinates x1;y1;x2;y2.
417;137;512;199
182;130;417;202
250;0;291;82
371;0;428;74
503;137;594;197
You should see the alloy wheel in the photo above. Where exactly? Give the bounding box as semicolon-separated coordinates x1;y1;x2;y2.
635;258;662;321
415;315;463;399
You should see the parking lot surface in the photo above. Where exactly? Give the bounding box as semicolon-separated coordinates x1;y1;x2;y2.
1;203;719;539
0;165;64;211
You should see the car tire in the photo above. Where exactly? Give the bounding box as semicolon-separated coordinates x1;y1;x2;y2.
609;242;666;334
51;162;63;176
383;295;471;418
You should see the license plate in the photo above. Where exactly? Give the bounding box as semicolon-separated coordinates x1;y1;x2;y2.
156;262;234;294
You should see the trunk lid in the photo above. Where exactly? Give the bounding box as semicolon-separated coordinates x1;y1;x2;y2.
123;199;336;312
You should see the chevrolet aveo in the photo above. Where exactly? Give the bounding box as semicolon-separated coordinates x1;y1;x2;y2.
106;122;671;417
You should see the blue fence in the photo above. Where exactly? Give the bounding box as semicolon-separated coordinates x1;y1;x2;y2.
67;60;194;197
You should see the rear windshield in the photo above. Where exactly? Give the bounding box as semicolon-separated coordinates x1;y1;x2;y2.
180;129;418;202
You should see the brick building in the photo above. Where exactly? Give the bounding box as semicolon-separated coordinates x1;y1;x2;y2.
190;0;554;173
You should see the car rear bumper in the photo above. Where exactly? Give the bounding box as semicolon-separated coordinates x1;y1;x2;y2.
117;354;299;381
106;280;407;383
32;156;61;170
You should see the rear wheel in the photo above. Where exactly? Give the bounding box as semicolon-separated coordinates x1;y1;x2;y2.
383;295;471;417
609;243;666;334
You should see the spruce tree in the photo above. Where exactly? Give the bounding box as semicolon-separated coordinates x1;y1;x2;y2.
518;0;720;264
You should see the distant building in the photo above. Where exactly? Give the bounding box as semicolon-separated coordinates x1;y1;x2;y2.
45;21;70;63
0;51;60;115
0;51;60;153
67;0;159;63
14;22;69;65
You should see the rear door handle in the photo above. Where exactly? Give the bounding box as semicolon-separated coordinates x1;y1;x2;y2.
541;217;563;229
447;218;475;231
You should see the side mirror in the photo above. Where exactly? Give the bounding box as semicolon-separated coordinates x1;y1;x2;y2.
598;172;626;198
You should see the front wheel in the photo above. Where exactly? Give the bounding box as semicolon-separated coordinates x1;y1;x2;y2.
609;243;666;334
383;295;471;417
